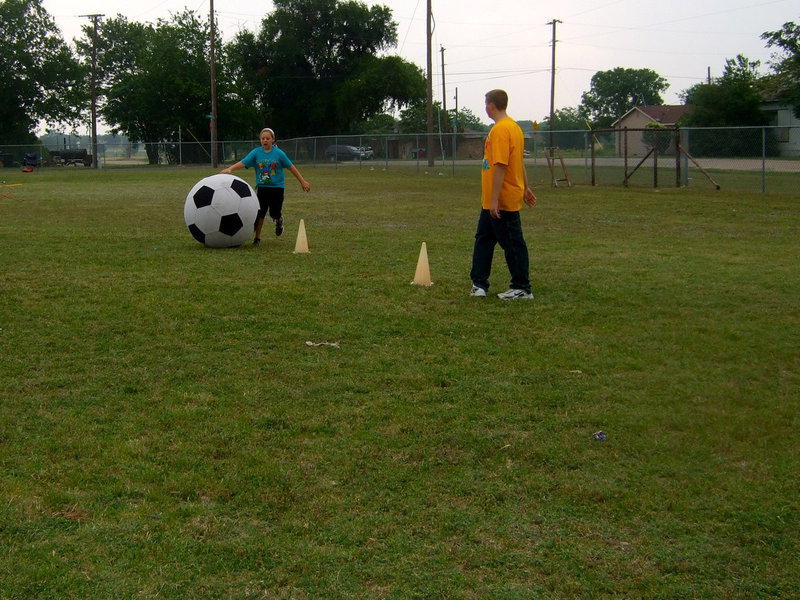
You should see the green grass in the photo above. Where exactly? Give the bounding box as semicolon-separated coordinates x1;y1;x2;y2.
1;166;798;599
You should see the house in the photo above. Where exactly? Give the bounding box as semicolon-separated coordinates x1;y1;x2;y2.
762;101;800;157
455;128;489;160
611;105;693;157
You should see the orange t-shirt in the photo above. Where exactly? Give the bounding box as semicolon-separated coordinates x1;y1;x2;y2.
481;117;526;211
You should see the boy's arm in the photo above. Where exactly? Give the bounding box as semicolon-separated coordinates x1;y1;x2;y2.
522;165;536;207
489;163;506;219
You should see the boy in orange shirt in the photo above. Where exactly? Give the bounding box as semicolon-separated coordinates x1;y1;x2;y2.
470;89;537;299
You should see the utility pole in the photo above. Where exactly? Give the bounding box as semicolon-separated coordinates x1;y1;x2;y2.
453;87;458;161
453;87;458;132
548;19;561;154
426;0;434;167
81;13;103;169
440;45;447;129
209;0;219;168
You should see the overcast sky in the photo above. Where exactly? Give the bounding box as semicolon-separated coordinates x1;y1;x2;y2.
43;0;797;130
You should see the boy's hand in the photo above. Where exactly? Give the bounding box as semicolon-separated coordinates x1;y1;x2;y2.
524;188;537;207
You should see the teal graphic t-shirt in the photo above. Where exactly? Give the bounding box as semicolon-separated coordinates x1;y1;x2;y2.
241;146;292;188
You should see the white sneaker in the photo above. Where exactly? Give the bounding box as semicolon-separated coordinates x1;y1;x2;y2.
497;288;534;300
470;285;487;297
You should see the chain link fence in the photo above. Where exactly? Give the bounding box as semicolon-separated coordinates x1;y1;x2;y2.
2;127;797;193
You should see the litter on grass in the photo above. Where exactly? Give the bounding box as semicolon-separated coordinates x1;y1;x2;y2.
305;341;340;348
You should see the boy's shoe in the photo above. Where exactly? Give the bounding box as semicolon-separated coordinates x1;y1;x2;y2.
275;218;284;237
497;288;534;300
253;237;261;246
470;285;487;297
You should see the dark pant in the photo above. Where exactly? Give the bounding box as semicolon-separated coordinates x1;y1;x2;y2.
470;209;531;293
256;186;285;221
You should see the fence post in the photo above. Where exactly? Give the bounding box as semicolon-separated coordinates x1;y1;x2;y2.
623;128;628;187
761;127;766;194
451;132;455;177
584;131;589;185
653;143;658;188
674;128;680;188
680;129;689;187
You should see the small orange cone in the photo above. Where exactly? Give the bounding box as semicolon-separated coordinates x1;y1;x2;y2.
411;242;433;286
293;219;309;253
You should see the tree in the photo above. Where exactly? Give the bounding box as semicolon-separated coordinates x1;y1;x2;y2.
226;0;425;137
681;55;774;156
0;0;87;144
357;113;397;134
761;20;800;117
451;108;489;132
539;106;589;149
398;101;439;133
580;67;668;128
681;55;768;128
397;103;487;134
83;11;242;164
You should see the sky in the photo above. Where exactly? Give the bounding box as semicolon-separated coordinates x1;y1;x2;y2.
42;0;798;130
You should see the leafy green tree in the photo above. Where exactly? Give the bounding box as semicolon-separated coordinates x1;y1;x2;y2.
580;67;668;128
398;101;438;133
397;104;487;134
357;113;397;134
451;108;489;132
761;20;800;117
681;55;768;127
539;106;589;149
681;55;774;156
0;0;87;144
226;0;425;137
83;11;250;164
719;54;763;83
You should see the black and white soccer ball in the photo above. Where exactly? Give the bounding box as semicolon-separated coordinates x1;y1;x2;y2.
184;174;259;248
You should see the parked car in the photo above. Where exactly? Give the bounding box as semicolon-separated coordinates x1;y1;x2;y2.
325;144;362;161
410;147;426;159
358;146;374;160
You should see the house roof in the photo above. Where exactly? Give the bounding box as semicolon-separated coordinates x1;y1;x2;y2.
612;105;693;127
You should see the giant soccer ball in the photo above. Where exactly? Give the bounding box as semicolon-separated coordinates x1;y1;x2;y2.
184;174;259;248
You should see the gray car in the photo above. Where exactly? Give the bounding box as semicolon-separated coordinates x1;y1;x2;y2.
325;144;362;161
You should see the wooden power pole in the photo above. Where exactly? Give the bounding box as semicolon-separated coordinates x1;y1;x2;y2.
426;0;434;167
209;0;219;168
81;13;103;169
548;19;561;154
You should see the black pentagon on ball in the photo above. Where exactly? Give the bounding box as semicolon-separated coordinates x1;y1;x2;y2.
193;185;215;208
230;178;252;198
188;223;205;243
219;213;244;236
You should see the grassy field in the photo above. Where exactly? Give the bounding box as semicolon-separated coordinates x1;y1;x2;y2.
1;166;798;599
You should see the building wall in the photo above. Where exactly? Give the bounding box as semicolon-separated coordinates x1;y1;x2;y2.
763;103;800;157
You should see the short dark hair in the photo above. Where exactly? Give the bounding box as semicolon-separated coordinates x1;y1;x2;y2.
485;89;508;111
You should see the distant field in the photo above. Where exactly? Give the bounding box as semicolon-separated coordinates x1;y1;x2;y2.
1;167;798;598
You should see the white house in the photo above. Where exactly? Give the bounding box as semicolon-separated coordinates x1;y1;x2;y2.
762;101;800;157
